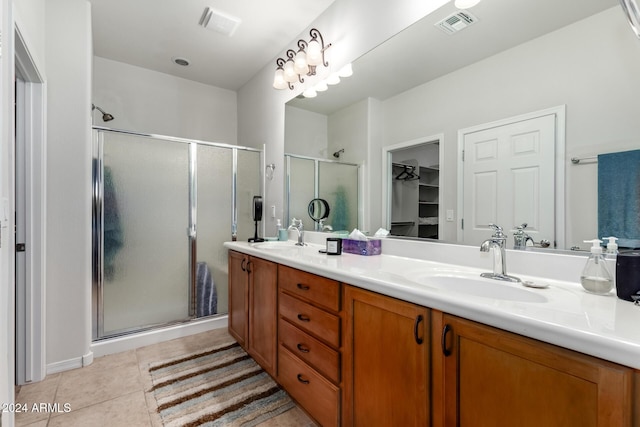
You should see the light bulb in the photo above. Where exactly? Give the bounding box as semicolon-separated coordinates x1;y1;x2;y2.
454;0;481;9
303;88;317;98
273;69;287;89
284;60;297;83
307;39;322;66
338;63;353;78
326;73;340;85
294;50;309;75
315;81;328;92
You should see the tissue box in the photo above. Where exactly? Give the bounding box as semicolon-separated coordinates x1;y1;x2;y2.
343;238;382;256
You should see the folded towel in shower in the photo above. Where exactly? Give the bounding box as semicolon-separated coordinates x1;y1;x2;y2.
598;149;640;249
196;261;217;317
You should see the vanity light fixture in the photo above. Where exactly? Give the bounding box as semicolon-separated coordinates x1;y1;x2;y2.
454;0;482;9
273;28;331;90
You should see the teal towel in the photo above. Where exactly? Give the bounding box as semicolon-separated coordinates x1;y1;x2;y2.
598;149;640;249
103;167;124;280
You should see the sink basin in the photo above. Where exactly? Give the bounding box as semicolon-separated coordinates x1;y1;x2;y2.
415;274;548;303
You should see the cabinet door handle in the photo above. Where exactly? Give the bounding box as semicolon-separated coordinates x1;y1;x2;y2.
414;314;424;344
297;314;311;322
296;283;310;290
297;374;310;384
442;324;453;357
241;258;246;272
296;343;310;353
245;261;252;273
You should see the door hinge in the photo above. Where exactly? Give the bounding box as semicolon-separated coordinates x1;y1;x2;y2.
462;149;465;161
16;243;26;252
461;218;464;230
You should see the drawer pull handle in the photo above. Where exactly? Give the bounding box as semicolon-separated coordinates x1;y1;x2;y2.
297;374;310;384
245;261;252;274
241;258;246;272
297;314;311;322
296;343;310;353
442;324;453;357
297;283;310;290
414;314;424;344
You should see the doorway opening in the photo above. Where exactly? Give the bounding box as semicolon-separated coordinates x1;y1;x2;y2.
383;135;444;239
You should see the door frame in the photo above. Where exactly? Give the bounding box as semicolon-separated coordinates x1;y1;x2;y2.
456;106;566;248
381;134;445;236
14;25;47;385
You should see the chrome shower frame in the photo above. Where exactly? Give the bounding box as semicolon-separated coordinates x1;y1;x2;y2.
92;127;263;340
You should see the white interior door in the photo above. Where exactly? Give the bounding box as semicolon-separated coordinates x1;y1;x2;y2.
461;114;556;246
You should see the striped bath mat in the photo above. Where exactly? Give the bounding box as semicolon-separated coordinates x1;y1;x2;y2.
148;341;295;427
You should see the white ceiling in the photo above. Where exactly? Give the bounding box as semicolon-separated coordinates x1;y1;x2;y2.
289;0;619;115
88;0;337;91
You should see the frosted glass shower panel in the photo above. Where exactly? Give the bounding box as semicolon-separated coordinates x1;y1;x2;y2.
196;145;232;316
319;162;358;232
288;156;315;230
237;150;262;241
102;133;190;334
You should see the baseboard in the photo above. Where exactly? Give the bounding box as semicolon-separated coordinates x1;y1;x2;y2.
90;315;228;359
47;357;83;375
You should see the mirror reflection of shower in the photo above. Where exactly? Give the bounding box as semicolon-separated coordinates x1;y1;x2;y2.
92;103;115;122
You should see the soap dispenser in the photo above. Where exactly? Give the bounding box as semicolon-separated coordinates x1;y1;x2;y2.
580;239;614;295
603;236;619;254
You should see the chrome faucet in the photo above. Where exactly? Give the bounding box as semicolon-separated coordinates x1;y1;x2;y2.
480;224;521;282
288;218;305;246
319;219;333;232
513;223;534;249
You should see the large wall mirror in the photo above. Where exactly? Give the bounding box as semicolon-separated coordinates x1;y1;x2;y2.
285;0;640;251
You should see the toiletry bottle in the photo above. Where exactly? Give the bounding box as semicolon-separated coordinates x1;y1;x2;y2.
603;236;619;254
580;239;614;295
231;223;237;241
275;219;282;239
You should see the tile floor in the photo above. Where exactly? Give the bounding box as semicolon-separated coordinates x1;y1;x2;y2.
15;328;316;426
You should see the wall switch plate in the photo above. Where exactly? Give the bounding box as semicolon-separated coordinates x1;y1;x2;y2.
446;209;454;221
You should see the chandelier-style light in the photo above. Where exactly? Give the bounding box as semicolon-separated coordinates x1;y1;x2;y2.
273;28;331;90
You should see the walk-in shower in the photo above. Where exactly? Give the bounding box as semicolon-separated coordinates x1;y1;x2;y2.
92;128;262;340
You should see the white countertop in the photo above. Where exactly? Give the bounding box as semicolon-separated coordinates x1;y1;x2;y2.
224;238;640;370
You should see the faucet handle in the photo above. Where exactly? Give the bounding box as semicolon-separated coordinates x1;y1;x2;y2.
488;223;506;238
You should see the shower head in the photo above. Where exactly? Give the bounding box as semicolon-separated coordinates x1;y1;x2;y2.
92;104;114;122
333;148;345;159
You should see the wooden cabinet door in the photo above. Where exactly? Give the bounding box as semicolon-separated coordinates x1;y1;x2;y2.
247;256;278;376
228;251;248;347
437;313;633;427
343;285;429;427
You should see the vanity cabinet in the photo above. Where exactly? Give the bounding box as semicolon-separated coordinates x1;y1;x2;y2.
277;265;342;427
433;312;634;427
343;285;430;427
228;251;277;375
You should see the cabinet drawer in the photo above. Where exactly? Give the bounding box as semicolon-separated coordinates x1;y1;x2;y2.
279;265;340;312
278;345;340;427
279;318;340;384
279;292;340;348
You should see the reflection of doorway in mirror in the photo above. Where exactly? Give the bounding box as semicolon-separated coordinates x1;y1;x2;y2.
389;141;441;239
459;112;558;247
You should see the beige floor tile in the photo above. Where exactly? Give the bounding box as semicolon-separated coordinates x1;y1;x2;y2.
48;390;151;427
55;350;142;411
257;406;319;427
14;373;61;426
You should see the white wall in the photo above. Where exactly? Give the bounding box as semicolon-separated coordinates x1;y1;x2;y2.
284;105;328;158
13;0;46;76
93;56;237;144
238;0;450;237
378;7;640;246
45;0;93;371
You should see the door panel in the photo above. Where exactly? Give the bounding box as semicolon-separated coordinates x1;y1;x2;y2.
462;114;555;246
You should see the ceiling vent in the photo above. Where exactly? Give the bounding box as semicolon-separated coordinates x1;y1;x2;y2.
199;7;241;37
435;11;478;34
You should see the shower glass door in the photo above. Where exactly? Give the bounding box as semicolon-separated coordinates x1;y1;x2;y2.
100;133;190;336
